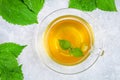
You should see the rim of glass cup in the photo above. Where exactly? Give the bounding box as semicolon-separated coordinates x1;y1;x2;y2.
34;8;104;75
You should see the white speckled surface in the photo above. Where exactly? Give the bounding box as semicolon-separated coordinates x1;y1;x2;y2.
0;0;120;80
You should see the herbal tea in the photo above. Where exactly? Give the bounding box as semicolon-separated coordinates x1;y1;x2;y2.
44;15;94;66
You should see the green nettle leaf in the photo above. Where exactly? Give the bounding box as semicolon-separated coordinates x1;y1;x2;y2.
96;0;117;11
58;39;84;57
0;68;1;75
23;0;44;14
0;0;45;25
59;40;71;50
69;0;117;11
69;0;96;11
1;0;37;25
0;42;26;80
1;66;23;80
0;0;2;15
0;52;18;70
70;48;83;57
0;43;26;58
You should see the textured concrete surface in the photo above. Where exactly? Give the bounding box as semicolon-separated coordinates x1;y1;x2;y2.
0;0;120;80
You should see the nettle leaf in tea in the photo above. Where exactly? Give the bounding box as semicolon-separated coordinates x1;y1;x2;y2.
70;48;83;57
0;0;44;25
59;40;71;50
58;39;83;57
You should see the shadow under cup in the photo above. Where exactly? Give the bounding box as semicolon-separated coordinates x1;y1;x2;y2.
35;8;104;74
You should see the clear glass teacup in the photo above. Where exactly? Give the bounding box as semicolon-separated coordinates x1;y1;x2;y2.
35;8;104;74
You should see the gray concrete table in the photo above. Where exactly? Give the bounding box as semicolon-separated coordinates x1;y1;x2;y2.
0;0;120;80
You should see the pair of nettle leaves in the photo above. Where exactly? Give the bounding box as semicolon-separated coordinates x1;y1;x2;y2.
59;40;83;57
69;0;117;11
0;0;44;25
0;0;117;25
0;43;26;80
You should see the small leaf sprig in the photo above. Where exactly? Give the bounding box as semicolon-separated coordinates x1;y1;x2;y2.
58;40;83;57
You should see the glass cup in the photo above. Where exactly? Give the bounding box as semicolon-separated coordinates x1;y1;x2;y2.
35;8;104;74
